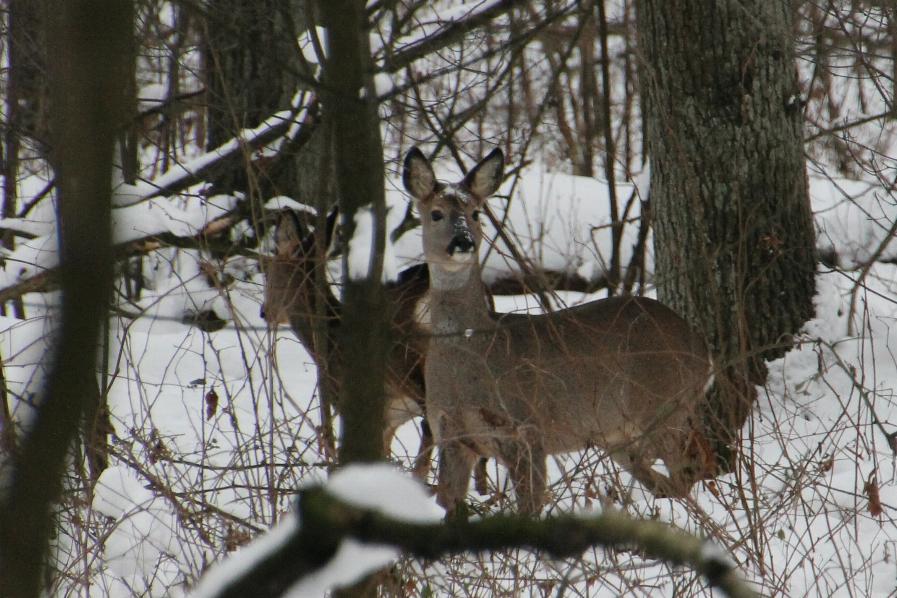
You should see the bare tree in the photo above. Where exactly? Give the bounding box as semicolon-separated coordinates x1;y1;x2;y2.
202;0;304;195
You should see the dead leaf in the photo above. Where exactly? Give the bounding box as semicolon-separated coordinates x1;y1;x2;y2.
865;473;883;518
205;389;219;420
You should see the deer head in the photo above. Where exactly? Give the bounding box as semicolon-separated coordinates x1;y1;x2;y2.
403;147;504;286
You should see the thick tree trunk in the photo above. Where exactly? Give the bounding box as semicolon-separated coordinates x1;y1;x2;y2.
637;1;816;467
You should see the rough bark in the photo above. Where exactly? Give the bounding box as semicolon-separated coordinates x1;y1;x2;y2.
637;1;816;466
202;0;303;194
0;1;132;596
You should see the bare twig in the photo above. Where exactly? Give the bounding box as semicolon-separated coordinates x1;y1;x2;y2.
381;0;524;73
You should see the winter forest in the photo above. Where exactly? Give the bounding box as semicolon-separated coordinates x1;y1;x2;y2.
0;0;896;596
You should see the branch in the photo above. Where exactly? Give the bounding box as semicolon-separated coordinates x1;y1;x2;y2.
134;88;206;120
805;111;892;142
0;100;319;305
0;210;258;305
381;0;524;73
130;100;317;202
209;486;757;598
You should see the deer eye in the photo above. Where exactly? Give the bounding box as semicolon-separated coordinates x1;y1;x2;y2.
471;210;480;221
430;209;444;222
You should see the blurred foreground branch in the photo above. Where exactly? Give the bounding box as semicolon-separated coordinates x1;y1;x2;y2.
210;486;757;598
0;1;134;597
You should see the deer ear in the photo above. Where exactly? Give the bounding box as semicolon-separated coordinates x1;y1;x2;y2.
403;147;437;201
463;148;504;199
274;210;304;255
323;207;338;247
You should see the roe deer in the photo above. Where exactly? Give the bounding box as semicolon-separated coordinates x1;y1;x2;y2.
403;147;716;514
261;209;431;458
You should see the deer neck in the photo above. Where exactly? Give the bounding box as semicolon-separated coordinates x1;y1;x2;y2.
427;262;492;335
286;268;340;354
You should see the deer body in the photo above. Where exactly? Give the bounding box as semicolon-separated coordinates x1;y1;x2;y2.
404;147;714;513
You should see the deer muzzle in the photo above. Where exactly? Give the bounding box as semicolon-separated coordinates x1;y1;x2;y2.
446;215;476;256
447;233;475;256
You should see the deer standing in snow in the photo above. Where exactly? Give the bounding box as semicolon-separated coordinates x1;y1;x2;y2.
403;147;716;514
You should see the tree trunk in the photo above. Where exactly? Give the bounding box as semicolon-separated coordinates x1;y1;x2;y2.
0;1;132;596
202;0;302;194
319;1;390;595
320;0;389;465
637;0;816;467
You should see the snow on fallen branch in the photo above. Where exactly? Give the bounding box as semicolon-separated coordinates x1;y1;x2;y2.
195;468;757;598
0;212;249;305
114;93;317;207
0;96;319;303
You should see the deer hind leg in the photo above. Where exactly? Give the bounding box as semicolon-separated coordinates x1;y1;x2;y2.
498;440;547;514
658;430;716;496
436;438;477;516
611;451;690;498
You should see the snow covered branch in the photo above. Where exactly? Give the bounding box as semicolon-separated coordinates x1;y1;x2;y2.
116;98;317;206
382;0;525;73
0;211;247;305
0;99;318;305
206;485;757;598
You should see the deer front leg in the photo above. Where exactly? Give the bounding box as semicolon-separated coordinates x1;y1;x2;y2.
500;440;547;514
436;439;477;517
411;418;434;479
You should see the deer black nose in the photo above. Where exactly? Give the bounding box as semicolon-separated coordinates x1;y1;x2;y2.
447;234;475;256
